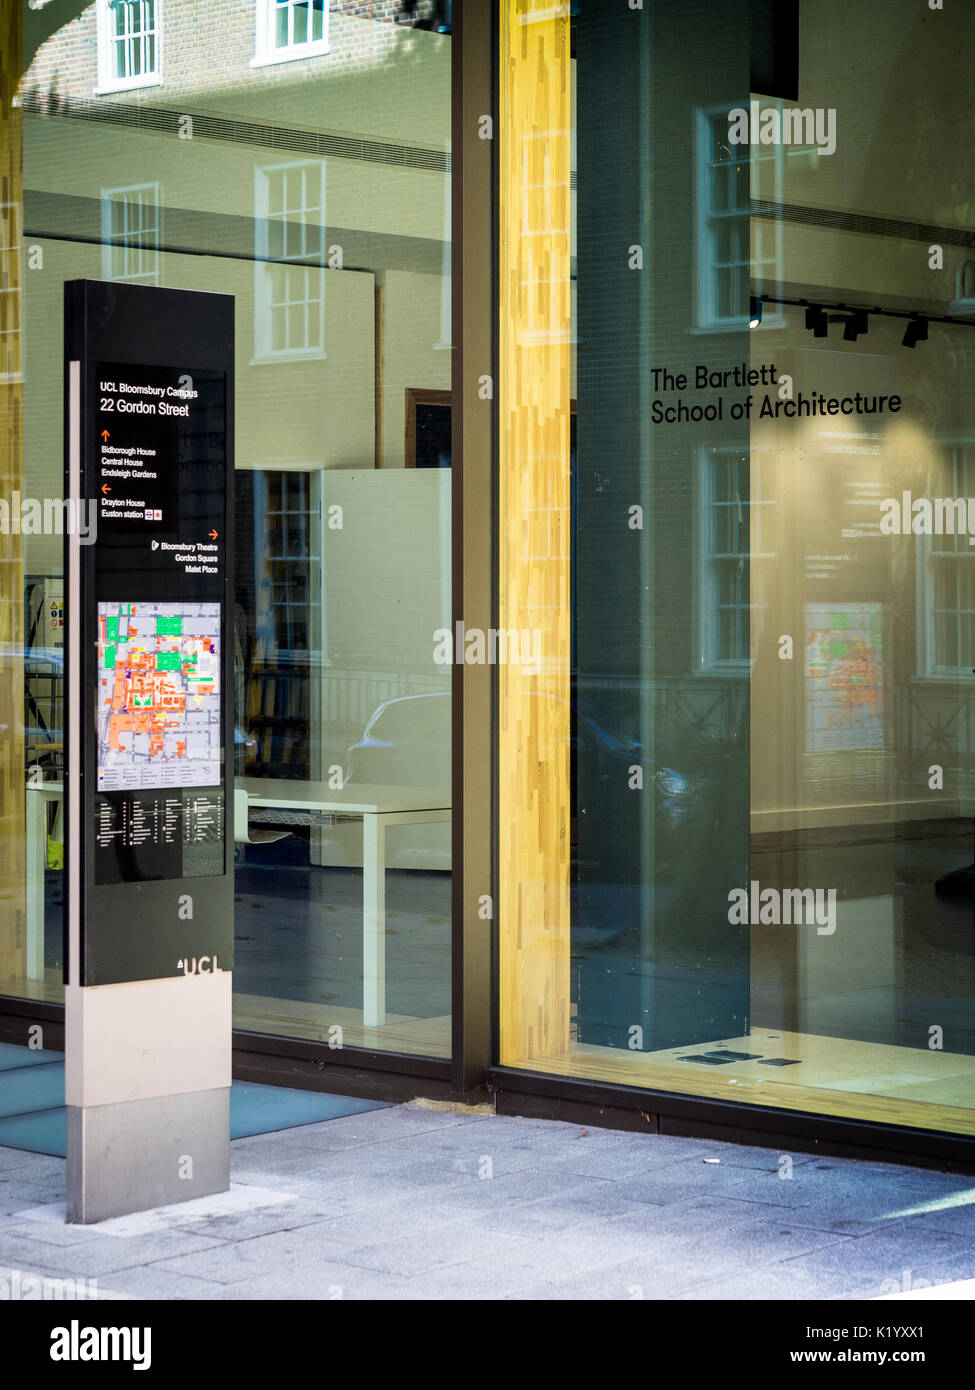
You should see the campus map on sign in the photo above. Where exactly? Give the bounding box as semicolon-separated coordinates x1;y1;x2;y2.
804;602;885;753
96;601;221;791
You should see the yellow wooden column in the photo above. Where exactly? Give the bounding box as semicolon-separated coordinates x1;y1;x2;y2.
0;0;25;984
498;0;572;1063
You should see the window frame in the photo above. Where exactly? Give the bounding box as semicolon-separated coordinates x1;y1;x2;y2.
253;0;331;68
697;444;776;672
694;103;785;333
0;199;23;384
100;182;162;286
253;160;327;365
916;441;975;680
95;0;163;96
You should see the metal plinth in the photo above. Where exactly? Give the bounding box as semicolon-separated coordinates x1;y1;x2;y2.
67;1087;230;1224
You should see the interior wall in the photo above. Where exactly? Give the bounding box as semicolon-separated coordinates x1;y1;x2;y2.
747;0;975;834
315;468;451;870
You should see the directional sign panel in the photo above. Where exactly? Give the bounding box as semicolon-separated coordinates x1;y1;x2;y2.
65;282;235;986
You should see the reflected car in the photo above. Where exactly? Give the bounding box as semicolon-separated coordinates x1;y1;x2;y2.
346;692;451;791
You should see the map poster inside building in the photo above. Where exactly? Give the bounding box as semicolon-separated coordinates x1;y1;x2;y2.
65;281;234;984
804;602;885;753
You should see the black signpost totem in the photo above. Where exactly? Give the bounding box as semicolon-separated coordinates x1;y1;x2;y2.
64;280;234;1222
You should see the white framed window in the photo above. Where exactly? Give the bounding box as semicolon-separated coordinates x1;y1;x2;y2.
101;184;161;285
918;445;975;678
96;0;161;95
254;162;326;362
698;446;776;670
0;200;22;383
254;0;330;67
695;105;784;332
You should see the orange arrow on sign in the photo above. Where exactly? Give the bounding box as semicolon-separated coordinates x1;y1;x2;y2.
101;483;111;495
101;430;110;442
209;529;218;539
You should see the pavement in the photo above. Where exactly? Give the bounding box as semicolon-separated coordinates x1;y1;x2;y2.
2;1100;975;1300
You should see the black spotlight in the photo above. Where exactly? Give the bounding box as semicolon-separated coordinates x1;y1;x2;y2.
843;309;869;342
903;317;928;349
749;295;763;328
805;304;828;338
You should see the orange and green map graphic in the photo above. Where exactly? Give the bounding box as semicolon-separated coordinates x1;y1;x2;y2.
805;602;884;752
97;601;221;790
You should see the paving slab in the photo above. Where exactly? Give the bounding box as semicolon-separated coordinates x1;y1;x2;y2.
772;1225;975;1300
1;1100;971;1301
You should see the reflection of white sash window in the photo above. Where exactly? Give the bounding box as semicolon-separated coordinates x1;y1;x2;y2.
96;0;161;93
254;0;330;66
699;446;775;670
695;106;783;331
101;185;161;286
254;162;326;362
918;445;975;677
0;201;22;383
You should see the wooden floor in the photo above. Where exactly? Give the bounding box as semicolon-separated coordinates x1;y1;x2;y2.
0;970;63;1004
232;992;451;1058
0;975;452;1057
504;1026;975;1136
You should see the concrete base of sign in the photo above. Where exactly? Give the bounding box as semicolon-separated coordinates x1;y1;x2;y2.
64;971;232;1222
66;1087;230;1224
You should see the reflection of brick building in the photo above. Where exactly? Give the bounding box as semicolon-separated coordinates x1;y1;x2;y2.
21;1;452;590
24;2;439;102
21;1;453;797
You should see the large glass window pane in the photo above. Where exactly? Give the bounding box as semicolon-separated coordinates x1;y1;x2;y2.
3;2;452;1060
499;0;975;1137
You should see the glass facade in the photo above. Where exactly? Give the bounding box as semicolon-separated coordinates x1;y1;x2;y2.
4;0;975;1158
499;0;975;1138
2;1;452;1058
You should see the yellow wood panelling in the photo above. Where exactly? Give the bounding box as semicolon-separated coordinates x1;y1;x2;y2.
498;0;572;1063
0;4;25;983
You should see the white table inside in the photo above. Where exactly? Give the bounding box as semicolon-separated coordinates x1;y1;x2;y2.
237;778;451;1028
25;778;451;1025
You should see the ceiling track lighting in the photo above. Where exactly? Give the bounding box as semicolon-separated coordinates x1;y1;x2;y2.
749;295;763;328
902;316;928;349
804;304;828;338
843;309;869;342
764;293;958;345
